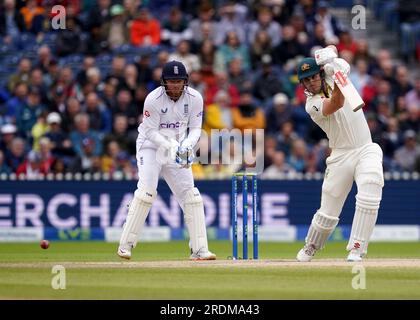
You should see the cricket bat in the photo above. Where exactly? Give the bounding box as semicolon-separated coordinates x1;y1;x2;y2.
315;47;365;112
330;64;365;112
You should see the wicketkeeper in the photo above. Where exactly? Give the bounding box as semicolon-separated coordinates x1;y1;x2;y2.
296;46;384;262
117;60;216;260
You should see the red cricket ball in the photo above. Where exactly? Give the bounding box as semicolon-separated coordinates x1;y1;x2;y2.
40;239;50;249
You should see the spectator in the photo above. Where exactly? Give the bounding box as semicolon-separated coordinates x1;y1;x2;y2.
113;89;138;131
16;150;44;177
214;31;251;73
69;113;102;156
0;150;12;174
306;1;343;44
101;4;130;50
130;6;161;46
204;71;240;108
394;130;420;172
336;30;358;55
349;59;371;93
83;92;112;134
16;87;45;139
232;89;266;135
0;0;25;44
19;0;45;37
69;137;102;174
168;40;201;73
43;112;75;161
134;54;153;85
56;17;81;57
189;2;217;48
36;45;53;74
0;124;17;154
214;1;248;46
248;6;281;47
102;114;135;154
228;58;251;93
266;93;291;134
121;64;139;97
87;0;111;30
203;90;233;135
276;121;299;156
381;117;403;161
38;137;55;174
252;54;284;104
261;151;295;179
274;24;307;66
29;68;49;105
249;29;273;70
161;6;192;47
405;76;420;112
5;137;26;172
8;58;31;93
287;138;307;172
4;82;28;122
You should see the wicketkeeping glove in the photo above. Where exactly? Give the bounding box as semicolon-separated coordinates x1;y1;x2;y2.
175;146;195;168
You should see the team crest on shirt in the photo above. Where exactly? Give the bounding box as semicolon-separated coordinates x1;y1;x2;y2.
184;104;188;115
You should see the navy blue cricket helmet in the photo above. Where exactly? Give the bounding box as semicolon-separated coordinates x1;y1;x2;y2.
161;60;188;82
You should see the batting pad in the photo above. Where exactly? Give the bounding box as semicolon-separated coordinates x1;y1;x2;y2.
119;187;157;249
306;211;339;249
183;188;209;254
347;189;381;254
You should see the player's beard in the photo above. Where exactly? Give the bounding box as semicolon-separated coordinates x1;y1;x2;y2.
166;87;184;100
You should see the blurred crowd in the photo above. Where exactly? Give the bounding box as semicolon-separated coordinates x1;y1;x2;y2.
0;0;419;180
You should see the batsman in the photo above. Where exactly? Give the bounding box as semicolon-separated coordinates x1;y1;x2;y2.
296;45;384;262
117;60;216;261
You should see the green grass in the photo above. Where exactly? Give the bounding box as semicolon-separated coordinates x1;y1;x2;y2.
0;241;420;299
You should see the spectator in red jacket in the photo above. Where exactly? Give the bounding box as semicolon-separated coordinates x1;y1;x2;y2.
130;6;160;46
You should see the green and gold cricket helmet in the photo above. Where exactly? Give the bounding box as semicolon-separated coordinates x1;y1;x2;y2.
297;57;321;81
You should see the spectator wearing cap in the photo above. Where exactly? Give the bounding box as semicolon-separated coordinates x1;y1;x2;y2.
130;6;161;46
161;6;193;47
44;112;75;161
101;4;130;50
0;124;17;154
70;113;102;157
252;54;284;105
394;130;420;172
214;31;251;74
266;93;291;134
232;89;266;135
16;86;45;139
248;6;281;47
5;137;26;172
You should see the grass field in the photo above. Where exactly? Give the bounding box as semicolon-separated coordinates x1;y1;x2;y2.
0;241;420;300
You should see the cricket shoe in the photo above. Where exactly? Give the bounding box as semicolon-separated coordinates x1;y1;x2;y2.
347;242;364;262
190;248;216;261
296;244;317;262
117;246;132;260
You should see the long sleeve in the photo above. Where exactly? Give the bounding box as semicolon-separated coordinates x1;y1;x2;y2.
142;99;173;149
181;93;203;149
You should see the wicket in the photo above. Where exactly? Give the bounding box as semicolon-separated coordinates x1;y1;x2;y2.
231;172;258;260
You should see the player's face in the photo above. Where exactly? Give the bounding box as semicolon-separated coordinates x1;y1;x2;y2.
164;79;185;100
302;73;322;94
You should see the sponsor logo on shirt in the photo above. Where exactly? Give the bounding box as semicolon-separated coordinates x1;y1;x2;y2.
161;108;168;113
160;122;186;129
312;105;319;112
